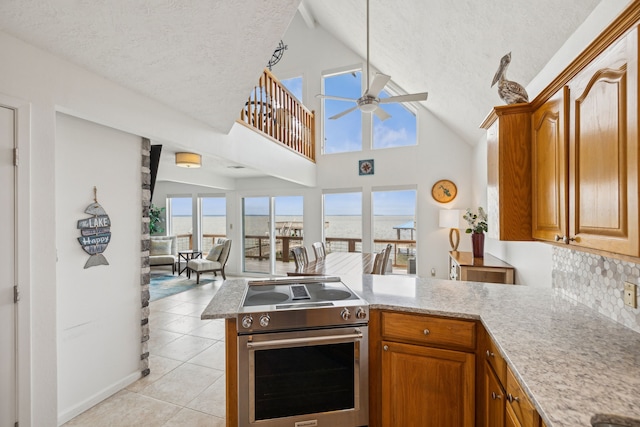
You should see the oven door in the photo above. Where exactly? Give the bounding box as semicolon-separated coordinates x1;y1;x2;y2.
238;325;368;427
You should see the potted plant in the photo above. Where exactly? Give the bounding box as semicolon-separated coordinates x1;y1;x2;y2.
149;204;165;235
463;207;488;258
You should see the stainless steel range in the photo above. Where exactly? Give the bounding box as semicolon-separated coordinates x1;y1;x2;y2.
237;276;369;427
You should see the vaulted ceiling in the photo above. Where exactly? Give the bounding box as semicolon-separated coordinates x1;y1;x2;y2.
0;0;609;167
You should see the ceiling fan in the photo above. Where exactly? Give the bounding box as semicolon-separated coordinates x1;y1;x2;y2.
316;0;428;121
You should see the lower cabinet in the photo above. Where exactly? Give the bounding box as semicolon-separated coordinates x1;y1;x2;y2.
370;310;477;427
381;341;475;427
369;310;547;427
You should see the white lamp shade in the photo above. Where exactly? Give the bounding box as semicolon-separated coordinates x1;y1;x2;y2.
175;152;201;168
439;209;461;229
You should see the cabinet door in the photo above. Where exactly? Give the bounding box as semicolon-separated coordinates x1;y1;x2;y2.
532;88;568;242
484;362;505;427
505;403;523;427
568;27;639;256
381;341;475;427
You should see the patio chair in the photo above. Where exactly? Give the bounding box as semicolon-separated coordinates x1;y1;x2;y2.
186;238;232;284
290;246;309;269
312;241;326;260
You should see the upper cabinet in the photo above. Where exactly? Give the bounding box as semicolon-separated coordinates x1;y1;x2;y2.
532;27;639;256
567;27;639;256
531;88;568;243
483;2;640;259
481;105;533;241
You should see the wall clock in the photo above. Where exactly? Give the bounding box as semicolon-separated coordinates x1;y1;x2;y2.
431;179;457;203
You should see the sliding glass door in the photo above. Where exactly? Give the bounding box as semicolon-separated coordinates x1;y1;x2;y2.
242;196;304;275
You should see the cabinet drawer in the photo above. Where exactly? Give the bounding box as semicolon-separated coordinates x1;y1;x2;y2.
506;366;540;427
381;311;476;350
484;333;507;385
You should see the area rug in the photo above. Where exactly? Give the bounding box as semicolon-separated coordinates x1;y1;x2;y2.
149;272;214;301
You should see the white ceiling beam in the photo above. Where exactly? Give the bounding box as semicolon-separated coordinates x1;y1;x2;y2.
298;0;316;29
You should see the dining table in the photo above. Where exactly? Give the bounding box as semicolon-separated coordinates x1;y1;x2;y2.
287;251;376;276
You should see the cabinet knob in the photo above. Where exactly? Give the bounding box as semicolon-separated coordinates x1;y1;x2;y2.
568;236;577;242
506;393;520;403
423;329;430;336
486;350;494;358
491;392;502;400
383;345;389;351
554;234;569;244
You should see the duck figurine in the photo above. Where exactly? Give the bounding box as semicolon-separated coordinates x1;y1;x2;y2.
491;52;529;104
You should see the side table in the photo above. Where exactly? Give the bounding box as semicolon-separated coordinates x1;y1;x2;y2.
178;250;202;276
448;251;515;284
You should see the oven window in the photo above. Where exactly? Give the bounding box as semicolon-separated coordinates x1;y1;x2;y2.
253;343;355;420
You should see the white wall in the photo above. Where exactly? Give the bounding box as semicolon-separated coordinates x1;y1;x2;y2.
55;114;142;424
473;0;631;288
277;12;475;278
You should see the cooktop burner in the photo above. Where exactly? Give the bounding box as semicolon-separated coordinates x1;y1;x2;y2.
237;276;369;333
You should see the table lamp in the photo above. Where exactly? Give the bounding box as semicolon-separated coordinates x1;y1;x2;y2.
439;209;461;251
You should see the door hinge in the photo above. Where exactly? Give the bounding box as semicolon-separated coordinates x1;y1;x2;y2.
13;147;19;166
14;285;19;303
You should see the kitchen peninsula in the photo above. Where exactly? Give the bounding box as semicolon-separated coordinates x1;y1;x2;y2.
202;275;640;427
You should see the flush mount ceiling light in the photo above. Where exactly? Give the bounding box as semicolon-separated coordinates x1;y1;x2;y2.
175;152;201;168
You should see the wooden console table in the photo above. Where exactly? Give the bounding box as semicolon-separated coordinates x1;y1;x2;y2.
448;251;515;284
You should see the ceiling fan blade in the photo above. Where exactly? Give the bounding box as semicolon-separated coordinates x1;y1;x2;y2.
379;92;429;104
366;73;391;97
316;94;358;102
373;106;391;121
329;105;359;120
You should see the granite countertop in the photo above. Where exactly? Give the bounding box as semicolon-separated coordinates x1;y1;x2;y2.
201;274;640;427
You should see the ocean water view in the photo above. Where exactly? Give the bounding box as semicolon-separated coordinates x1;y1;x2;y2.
169;215;415;240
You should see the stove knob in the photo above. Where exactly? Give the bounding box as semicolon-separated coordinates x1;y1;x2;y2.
241;315;253;329
341;308;351;321
259;314;270;327
356;307;367;320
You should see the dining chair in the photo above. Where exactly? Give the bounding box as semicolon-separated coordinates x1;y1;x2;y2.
312;241;327;260
380;244;393;274
290;246;309;269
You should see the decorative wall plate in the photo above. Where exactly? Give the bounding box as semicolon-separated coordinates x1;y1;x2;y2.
359;159;374;176
431;179;457;203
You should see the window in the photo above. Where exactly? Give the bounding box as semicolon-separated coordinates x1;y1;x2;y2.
323;192;362;252
373;89;417;149
281;76;303;103
322;70;363;154
200;196;226;253
372;189;416;274
168;196;192;251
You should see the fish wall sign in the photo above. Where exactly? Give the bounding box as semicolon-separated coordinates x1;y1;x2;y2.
77;187;111;269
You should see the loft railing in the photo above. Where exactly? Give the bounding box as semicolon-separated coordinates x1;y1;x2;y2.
239;68;315;162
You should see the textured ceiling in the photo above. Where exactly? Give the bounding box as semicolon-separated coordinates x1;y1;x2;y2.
0;0;300;135
0;0;605;162
304;0;602;143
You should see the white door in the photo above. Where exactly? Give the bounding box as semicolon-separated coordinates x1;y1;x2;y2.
0;105;16;427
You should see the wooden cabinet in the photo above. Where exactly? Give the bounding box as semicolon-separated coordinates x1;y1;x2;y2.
381;341;475;427
480;327;543;427
481;104;533;241
372;311;476;427
531;88;569;242
567;27;639;256
531;27;640;256
449;251;515;284
484;360;505;427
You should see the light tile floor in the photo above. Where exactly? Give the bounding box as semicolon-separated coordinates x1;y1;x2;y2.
63;274;231;427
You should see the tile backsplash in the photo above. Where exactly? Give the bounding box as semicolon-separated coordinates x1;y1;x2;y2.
552;246;640;333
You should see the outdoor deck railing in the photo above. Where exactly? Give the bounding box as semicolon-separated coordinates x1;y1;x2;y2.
238;68;315;162
175;233;415;268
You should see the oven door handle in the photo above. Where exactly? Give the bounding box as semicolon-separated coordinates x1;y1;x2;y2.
246;331;363;349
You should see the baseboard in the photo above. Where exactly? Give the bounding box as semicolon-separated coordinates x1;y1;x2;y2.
57;371;141;426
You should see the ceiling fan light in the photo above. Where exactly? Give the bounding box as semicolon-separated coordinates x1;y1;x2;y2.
359;103;378;113
175;152;201;168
